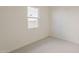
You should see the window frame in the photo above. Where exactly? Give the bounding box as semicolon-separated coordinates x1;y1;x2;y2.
27;7;39;29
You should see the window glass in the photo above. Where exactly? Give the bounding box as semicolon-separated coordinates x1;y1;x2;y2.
27;7;39;29
27;18;38;29
27;7;38;17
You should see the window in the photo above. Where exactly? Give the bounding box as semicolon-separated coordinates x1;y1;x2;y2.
27;7;39;29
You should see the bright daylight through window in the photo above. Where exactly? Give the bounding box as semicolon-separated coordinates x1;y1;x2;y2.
27;7;39;29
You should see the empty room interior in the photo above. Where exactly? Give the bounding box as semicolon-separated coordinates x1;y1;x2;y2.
1;6;79;53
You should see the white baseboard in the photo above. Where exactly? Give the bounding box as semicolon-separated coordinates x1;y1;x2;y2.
9;35;50;53
51;36;79;45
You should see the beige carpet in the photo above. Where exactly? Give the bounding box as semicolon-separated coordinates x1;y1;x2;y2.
11;37;79;53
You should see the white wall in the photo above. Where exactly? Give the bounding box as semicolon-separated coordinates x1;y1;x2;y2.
0;6;50;52
51;7;79;44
